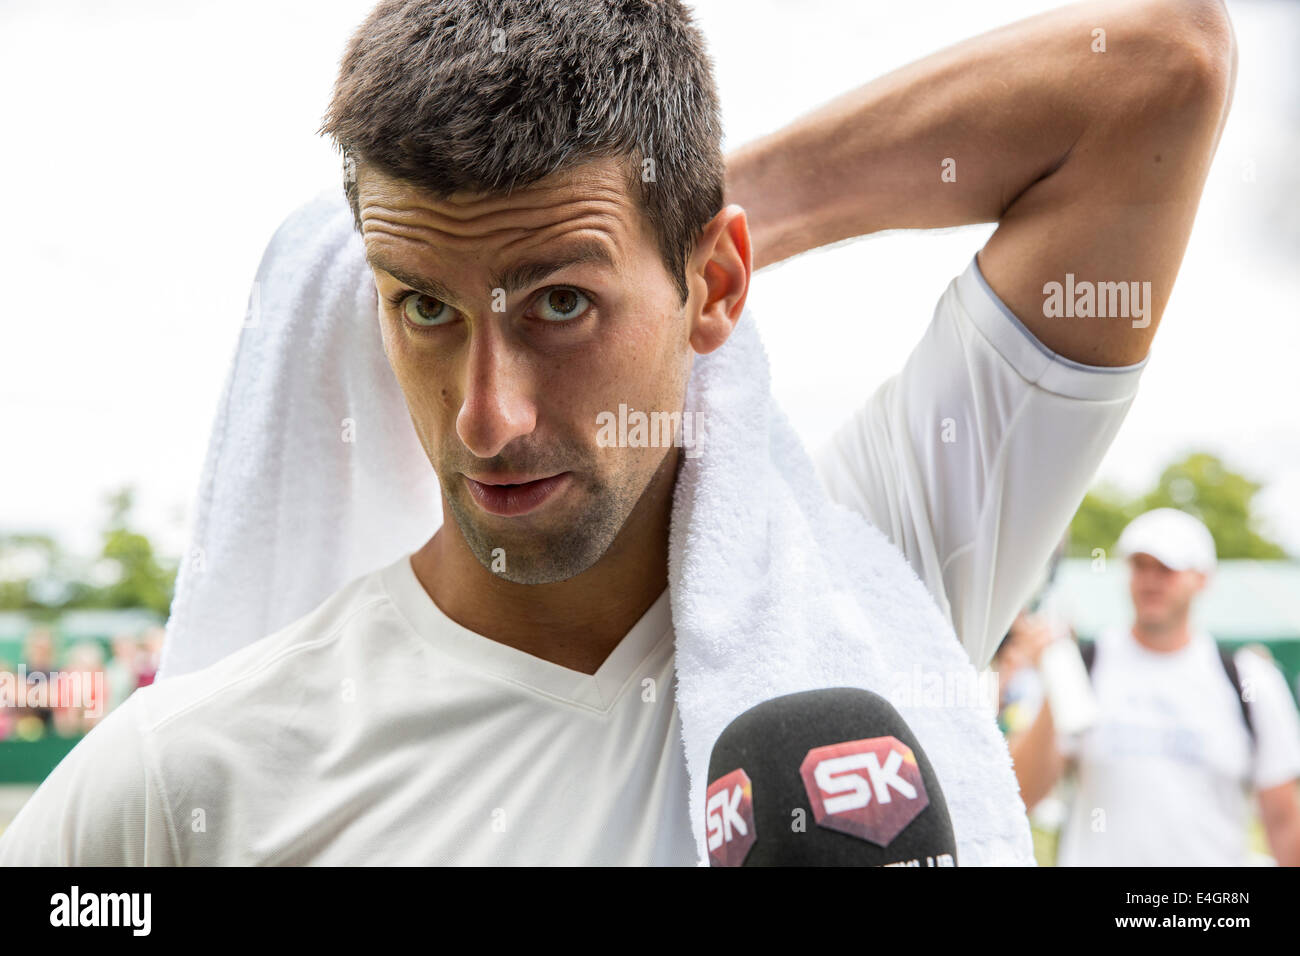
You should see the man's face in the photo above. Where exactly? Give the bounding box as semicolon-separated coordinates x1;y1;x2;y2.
24;630;53;670
358;158;696;585
1128;552;1205;630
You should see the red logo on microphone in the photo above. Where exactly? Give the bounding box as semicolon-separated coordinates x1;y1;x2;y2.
800;736;929;845
706;768;756;866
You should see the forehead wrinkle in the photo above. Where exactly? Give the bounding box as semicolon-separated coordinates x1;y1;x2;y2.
415;179;633;222
361;194;632;244
365;229;621;301
357;157;634;220
359;168;638;303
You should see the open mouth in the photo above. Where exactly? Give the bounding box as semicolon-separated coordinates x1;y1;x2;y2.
463;473;571;517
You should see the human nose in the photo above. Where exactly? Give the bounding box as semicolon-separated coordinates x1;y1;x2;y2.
455;323;537;460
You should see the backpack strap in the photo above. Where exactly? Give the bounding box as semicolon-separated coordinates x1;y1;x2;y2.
1218;646;1256;748
1079;640;1097;675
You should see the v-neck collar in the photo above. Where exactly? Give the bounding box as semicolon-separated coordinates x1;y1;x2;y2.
381;553;672;713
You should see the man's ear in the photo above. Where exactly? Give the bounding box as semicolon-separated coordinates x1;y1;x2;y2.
687;204;751;356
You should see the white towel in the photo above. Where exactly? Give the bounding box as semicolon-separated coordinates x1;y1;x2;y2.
161;187;1035;866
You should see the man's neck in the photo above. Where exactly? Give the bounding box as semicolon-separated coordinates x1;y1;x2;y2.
1131;617;1193;653
411;450;679;675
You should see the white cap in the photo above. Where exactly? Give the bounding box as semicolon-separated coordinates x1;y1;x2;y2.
1116;508;1217;574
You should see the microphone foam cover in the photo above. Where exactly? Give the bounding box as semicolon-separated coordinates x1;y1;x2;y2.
705;687;957;866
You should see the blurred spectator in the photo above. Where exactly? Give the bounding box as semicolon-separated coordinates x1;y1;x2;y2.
104;632;143;712
994;532;1068;738
995;610;1051;738
1010;508;1300;865
20;627;56;735
52;642;107;737
0;658;14;741
136;626;164;687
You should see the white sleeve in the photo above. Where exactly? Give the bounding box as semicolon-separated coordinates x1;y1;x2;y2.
0;691;175;865
1235;650;1300;790
814;255;1147;669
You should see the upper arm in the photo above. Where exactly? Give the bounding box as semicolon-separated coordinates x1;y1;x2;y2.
1257;780;1300;866
0;696;171;865
1237;652;1300;790
1234;650;1300;861
815;260;1145;668
977;0;1237;367
1258;780;1300;831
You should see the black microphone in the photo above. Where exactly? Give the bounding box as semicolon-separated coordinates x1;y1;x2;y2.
705;688;957;866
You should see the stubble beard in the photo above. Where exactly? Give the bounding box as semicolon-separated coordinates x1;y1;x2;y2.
444;469;637;585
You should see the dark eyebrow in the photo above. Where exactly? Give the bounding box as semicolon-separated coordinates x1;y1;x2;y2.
365;251;457;303
365;238;617;302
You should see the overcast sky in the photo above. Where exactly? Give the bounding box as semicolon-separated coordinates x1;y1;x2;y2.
2;0;1297;558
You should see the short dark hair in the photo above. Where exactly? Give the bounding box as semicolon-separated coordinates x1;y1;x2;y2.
318;0;726;305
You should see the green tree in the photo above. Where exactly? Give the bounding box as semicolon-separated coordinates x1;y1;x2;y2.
1139;453;1287;559
93;488;178;616
1066;481;1137;560
0;488;178;614
1067;452;1288;560
0;532;61;610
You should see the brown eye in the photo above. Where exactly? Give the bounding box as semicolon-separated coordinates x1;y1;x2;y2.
535;287;590;322
401;293;452;327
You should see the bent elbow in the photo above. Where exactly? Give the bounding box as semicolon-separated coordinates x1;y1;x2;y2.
1161;0;1238;113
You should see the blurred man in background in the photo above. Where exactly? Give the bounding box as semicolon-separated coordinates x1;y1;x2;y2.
0;659;14;741
51;643;106;736
19;628;55;735
104;633;142;712
1011;508;1300;865
996;609;1051;740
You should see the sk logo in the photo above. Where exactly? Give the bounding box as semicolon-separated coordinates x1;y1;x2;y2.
705;768;756;866
800;736;929;845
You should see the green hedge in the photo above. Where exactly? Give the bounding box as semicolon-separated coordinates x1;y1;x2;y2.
0;736;80;784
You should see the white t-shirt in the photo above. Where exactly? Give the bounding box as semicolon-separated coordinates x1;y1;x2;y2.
0;558;693;865
1056;625;1300;866
0;254;1146;865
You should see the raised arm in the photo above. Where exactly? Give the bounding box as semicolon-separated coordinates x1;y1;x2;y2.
725;0;1236;365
